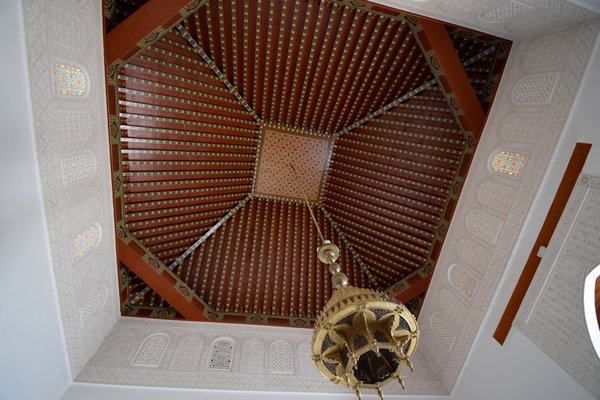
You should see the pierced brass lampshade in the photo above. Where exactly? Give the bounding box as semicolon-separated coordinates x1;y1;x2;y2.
311;241;419;400
290;164;419;399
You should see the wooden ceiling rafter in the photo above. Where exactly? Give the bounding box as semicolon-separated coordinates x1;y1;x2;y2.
107;3;261;322
176;23;261;122
105;0;206;67
117;238;209;321
411;17;486;139
320;205;382;289
106;0;512;324
130;195;251;304
333;45;498;139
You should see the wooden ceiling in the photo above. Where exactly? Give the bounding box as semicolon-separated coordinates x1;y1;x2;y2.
104;0;511;325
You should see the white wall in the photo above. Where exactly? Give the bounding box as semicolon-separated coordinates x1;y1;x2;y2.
0;1;71;400
450;28;600;400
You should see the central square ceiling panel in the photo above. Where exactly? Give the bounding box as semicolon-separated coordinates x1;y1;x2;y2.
254;128;331;202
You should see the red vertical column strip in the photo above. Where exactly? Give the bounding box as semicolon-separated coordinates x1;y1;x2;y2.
494;143;591;344
415;17;486;138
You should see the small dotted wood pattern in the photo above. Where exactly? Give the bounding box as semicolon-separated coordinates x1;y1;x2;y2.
256;129;330;201
109;0;512;324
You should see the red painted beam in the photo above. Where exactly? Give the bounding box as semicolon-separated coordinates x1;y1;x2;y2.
105;0;195;65
493;143;591;344
395;275;431;304
415;18;486;138
117;239;208;321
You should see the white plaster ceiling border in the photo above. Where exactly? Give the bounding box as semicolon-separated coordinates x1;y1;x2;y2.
22;0;120;376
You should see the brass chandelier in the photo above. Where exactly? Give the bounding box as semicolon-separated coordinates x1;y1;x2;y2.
293;167;420;399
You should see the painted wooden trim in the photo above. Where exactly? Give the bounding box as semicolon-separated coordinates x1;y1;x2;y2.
105;0;198;66
415;18;486;138
493;142;592;344
117;239;209;321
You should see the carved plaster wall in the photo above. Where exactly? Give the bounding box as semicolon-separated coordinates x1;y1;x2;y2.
373;0;598;39
416;18;599;393
21;0;119;376
77;317;438;393
515;175;600;397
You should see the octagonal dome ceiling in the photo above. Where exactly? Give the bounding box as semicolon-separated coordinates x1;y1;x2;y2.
104;0;511;325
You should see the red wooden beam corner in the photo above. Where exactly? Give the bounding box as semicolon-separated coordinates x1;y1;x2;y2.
105;0;195;66
117;240;208;321
395;275;432;304
416;18;486;138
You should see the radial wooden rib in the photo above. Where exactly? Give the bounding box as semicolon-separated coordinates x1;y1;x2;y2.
108;0;513;323
331;15;389;131
109;0;150;32
105;0;200;66
280;0;309;127
254;0;271;116
311;7;357;132
190;1;438;134
414;18;486;138
323;84;465;288
302;4;344;130
286;0;320;127
183;197;367;320
447;27;511;114
319;10;371;132
351;22;407;125
208;0;224;70
117;239;208;320
122;267;181;319
118;29;258;266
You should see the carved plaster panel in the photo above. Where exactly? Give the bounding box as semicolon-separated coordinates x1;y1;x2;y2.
132;333;170;368
476;180;518;214
515;175;600;397
22;0;119;375
415;18;599;394
169;334;205;371
372;0;597;39
77;318;441;394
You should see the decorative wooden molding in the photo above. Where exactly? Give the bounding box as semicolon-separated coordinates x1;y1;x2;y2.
412;17;486;139
494;142;592;344
105;0;205;66
117;238;209;321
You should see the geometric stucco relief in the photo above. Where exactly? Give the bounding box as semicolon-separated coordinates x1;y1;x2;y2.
499;112;546;144
479;1;534;23
430;313;457;353
207;339;234;371
465;210;504;245
455;236;492;275
511;72;560;105
515;175;600;397
169;335;204;371
270;340;293;374
60;151;97;187
476;180;518;214
23;0;119;378
439;288;468;327
240;337;265;374
448;264;479;299
132;333;170;367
